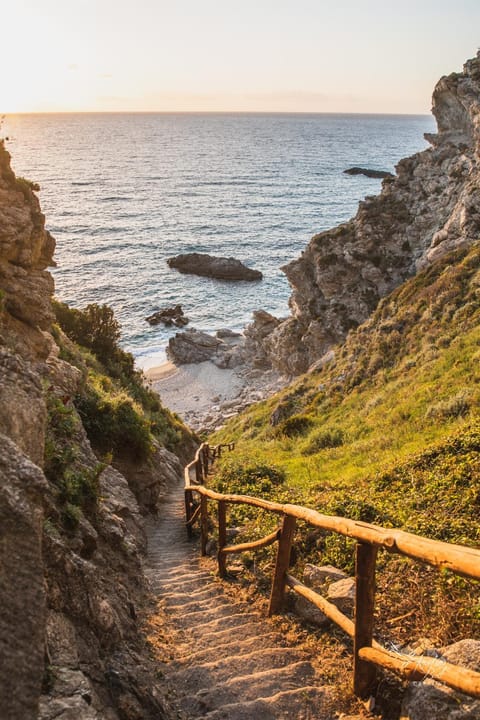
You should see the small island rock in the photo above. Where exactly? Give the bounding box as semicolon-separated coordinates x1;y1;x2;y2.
167;253;263;281
344;166;394;179
145;304;189;327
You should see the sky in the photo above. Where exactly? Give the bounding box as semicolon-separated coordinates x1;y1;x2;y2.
3;0;480;114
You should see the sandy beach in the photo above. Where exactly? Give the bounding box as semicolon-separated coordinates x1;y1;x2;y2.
145;358;286;433
145;360;245;430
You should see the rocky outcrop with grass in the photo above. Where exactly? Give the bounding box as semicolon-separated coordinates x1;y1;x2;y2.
248;52;480;374
0;140;192;719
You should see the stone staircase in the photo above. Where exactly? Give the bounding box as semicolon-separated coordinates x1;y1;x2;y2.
145;483;343;720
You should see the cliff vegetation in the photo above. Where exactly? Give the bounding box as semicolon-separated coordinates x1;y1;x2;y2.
211;242;480;645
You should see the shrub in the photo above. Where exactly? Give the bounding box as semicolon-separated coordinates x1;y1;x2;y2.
15;176;40;198
53;300;121;366
76;385;152;461
302;427;345;455
278;414;314;438
215;462;286;496
44;395;103;529
425;390;473;420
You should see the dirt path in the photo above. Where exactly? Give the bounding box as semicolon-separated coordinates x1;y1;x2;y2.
145;482;344;720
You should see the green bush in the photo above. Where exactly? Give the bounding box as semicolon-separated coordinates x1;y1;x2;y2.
52;299;193;454
215;462;286;496
53;300;121;366
76;385;152;461
15;176;40;198
44;395;103;529
278;414;314;438
302;427;344;455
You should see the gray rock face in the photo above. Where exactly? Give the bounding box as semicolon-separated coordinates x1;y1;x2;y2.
252;52;480;374
0;141;178;719
400;639;480;720
0;433;48;720
167;252;263;281
168;328;224;363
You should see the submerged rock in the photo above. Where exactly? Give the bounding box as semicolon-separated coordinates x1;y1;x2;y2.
344;166;394;179
167;252;263;281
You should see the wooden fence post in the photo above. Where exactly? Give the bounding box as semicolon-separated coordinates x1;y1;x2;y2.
217;500;227;578
268;515;297;616
185;489;193;539
353;542;378;698
200;495;209;556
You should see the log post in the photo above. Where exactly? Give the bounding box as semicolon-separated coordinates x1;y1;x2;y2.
353;542;378;698
217;500;227;578
268;515;297;616
200;495;209;556
195;458;202;484
185;489;193;539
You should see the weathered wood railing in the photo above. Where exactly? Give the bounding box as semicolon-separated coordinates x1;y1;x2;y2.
184;443;480;701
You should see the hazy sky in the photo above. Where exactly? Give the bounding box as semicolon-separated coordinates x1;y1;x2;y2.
3;0;480;113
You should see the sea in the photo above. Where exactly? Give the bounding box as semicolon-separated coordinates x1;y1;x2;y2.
3;113;435;369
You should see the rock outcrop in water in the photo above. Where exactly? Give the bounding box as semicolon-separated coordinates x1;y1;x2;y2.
248;52;480;375
167;252;263;281
344;166;394;179
0;142;182;719
145;304;189;327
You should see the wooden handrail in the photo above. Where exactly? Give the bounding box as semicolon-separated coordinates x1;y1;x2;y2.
220;528;281;555
183;442;480;701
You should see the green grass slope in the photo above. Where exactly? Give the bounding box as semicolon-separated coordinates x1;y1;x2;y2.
211;243;480;643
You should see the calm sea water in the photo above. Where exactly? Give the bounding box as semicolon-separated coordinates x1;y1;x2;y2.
4;113;435;367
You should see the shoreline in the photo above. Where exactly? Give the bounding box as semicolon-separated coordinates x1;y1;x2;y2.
145;358;285;434
144;361;179;382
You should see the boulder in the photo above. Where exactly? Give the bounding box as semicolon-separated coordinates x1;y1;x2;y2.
167;252;263;281
400;639;480;720
326;577;355;615
145;304;189;327
303;564;348;591
167;328;224;364
344;166;394;179
293;595;329;628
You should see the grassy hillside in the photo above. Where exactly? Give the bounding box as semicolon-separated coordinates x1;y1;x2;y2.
210;243;480;643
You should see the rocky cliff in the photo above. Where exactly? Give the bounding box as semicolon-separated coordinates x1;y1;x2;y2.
0;143;184;719
247;52;480;374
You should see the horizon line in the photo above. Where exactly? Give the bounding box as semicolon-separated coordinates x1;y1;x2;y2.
3;109;432;118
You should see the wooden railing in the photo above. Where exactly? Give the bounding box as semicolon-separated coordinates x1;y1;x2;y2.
184;443;480;701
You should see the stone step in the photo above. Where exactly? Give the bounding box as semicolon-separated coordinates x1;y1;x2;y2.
168;647;307;694
198;685;331;720
176;631;283;664
179;618;269;650
178;661;316;715
172;601;255;627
